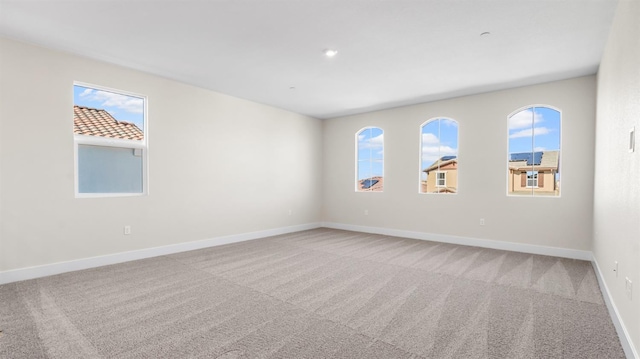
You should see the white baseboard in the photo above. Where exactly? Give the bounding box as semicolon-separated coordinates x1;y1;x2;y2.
321;222;592;261
592;258;639;359
0;222;322;285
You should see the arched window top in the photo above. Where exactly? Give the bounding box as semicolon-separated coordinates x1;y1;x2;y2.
356;127;384;192
420;117;458;128
420;118;459;194
356;126;383;136
508;104;561;120
507;105;561;197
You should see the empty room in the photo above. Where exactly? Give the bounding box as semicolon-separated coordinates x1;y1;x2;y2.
0;0;638;358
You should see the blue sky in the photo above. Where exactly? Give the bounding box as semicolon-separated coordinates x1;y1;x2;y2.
74;85;145;131
421;119;459;179
357;127;384;180
508;107;560;154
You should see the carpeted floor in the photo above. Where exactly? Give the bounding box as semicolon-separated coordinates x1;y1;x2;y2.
0;228;626;358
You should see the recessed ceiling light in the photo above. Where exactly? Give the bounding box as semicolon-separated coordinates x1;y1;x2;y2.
480;32;491;37
324;49;338;57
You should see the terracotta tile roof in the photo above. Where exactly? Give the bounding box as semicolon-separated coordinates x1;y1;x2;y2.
73;105;143;140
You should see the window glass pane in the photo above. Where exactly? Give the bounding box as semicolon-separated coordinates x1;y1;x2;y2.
508;106;560;197
420;118;458;194
73;85;145;140
78;145;143;193
356;127;383;192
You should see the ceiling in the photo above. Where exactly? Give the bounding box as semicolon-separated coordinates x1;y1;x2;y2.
0;0;619;119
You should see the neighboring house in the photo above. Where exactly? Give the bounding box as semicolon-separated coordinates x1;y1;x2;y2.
73;105;143;140
508;151;559;195
422;156;458;193
357;176;383;192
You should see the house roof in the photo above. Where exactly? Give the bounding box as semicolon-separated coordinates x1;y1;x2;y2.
357;176;384;192
424;156;457;173
509;150;559;171
73;105;144;140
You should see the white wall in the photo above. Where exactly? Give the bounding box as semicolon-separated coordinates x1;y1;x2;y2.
0;37;323;273
323;76;596;251
594;0;640;353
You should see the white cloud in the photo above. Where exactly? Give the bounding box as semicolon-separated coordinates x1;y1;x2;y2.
534;146;546;152
80;89;143;114
509;110;543;130
422;132;439;145
509;127;551;139
422;145;457;163
359;133;384;149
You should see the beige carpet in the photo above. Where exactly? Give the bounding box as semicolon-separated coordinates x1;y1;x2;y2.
0;228;626;358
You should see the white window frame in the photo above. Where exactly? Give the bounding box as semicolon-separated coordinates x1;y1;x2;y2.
355;126;384;193
526;171;538;188
418;117;459;195
436;171;446;187
506;104;562;198
73;82;149;198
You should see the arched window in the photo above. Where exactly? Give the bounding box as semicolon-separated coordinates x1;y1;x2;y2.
420;118;459;194
356;127;384;192
507;105;561;197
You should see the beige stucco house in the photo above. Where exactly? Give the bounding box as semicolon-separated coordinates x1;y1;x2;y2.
508;150;560;196
422;157;458;193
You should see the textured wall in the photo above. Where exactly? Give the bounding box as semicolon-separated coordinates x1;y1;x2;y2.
0;37;323;272
593;0;640;353
323;76;597;251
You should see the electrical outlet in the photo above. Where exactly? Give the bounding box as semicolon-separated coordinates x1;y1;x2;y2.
479;218;485;226
124;225;131;235
614;261;618;277
625;277;633;300
364;209;369;215
288;209;292;216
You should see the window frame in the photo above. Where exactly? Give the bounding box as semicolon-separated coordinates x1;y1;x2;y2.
436;171;447;187
355;126;384;193
526;170;538;188
506;104;561;198
73;82;149;198
419;117;459;195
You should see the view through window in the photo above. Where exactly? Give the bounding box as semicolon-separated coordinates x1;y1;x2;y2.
420;118;458;194
73;83;147;196
507;106;561;197
356;127;384;192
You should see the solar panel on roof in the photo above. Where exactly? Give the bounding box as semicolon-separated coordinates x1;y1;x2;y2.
531;152;543;165
361;179;379;189
441;155;457;161
510;153;530;161
509;152;544;165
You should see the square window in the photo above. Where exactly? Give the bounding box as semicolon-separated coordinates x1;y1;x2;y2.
73;83;147;197
436;172;446;187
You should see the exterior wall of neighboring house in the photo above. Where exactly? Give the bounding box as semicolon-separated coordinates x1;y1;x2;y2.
508;169;557;194
424;162;458;193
